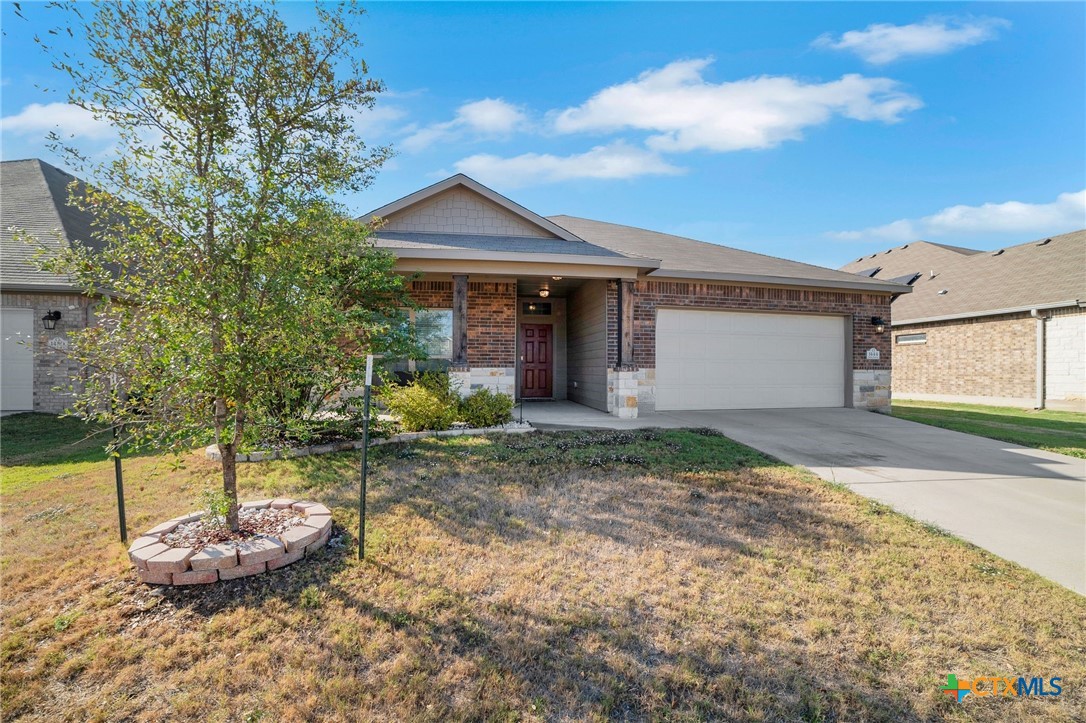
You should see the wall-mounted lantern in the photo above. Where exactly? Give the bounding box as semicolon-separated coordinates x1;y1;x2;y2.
870;316;886;334
42;310;62;330
538;288;550;298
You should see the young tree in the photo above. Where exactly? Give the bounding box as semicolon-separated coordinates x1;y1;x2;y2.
37;0;417;530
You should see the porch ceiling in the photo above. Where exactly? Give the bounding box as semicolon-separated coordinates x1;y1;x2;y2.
515;276;595;299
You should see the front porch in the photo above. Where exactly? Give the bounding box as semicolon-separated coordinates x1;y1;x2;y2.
412;273;648;419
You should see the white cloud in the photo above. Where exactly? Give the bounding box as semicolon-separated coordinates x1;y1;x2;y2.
828;190;1086;242
456;98;527;134
350;104;408;138
453;141;683;187
2;102;116;140
813;16;1010;65
550;58;922;153
402;98;527;153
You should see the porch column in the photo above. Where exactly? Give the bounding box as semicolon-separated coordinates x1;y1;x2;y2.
452;274;468;368
619;279;635;368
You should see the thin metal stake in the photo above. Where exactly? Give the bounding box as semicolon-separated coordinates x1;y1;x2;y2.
359;354;374;560
113;424;127;544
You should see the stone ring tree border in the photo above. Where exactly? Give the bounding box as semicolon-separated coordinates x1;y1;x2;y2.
128;499;333;585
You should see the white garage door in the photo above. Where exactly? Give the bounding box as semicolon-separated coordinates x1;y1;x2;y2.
1;308;35;412
656;309;845;410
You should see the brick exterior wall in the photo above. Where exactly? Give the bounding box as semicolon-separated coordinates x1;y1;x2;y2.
1;290;92;414
626;280;893;372
407;280;516;368
893;313;1035;402
411;276;895;414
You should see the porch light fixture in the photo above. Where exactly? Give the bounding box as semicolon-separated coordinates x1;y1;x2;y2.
41;310;62;330
551;276;563;281
870;316;886;334
538;289;550;298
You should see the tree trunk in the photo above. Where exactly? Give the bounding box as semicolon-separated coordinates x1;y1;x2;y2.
220;442;240;531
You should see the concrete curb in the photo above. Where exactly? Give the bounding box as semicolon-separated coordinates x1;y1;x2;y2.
205;423;535;463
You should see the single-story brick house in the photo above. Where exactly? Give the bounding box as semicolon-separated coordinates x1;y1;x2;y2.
363;175;910;418
1;159;99;414
840;230;1086;411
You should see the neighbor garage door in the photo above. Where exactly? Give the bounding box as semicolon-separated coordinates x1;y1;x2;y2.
1;308;35;412
655;309;845;410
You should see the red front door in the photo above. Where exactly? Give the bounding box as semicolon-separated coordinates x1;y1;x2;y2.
520;323;553;398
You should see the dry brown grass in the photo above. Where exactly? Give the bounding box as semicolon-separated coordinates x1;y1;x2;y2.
2;423;1084;722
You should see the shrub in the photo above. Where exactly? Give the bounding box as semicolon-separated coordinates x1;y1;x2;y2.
460;388;514;428
197;487;234;530
380;371;460;432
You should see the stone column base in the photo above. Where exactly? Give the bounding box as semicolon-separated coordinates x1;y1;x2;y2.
607;368;644;418
853;369;891;413
452;367;516;398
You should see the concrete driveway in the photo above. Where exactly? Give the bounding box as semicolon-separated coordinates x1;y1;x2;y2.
524;403;1086;595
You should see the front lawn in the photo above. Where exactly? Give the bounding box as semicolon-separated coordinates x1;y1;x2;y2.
1;416;1083;721
893;400;1086;459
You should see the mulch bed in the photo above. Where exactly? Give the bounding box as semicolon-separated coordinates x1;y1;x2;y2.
159;507;307;552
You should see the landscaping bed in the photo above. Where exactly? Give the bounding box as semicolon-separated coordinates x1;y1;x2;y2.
127;499;334;585
204;420;533;462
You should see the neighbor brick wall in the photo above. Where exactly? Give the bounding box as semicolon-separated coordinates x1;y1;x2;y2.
893;313;1035;400
1;290;92;414
407;279;516;368
621;280;893;371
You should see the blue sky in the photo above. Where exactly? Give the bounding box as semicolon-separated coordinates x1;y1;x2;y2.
2;2;1084;269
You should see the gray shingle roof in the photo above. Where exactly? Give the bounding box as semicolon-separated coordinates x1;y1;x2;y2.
548;215;907;291
839;231;1086;321
1;158;96;290
372;230;628;258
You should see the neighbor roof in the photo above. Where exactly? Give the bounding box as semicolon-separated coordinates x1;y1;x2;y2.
840;231;1086;323
1;158;97;291
549;215;911;293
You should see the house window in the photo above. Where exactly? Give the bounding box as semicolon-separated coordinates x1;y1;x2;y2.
896;333;927;345
522;301;552;316
387;308;453;376
415;309;453;359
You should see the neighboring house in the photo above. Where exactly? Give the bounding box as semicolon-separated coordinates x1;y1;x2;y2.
841;231;1086;411
363;174;909;418
1;159;98;414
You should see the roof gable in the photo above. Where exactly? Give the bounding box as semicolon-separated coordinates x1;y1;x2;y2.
362;174;582;242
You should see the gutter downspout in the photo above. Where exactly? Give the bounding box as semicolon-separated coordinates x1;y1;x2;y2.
1030;309;1047;409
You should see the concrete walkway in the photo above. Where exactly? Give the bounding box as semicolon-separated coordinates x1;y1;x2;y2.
521;401;1086;595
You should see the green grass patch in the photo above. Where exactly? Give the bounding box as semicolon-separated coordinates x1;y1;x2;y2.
892;400;1086;458
1;413;112;467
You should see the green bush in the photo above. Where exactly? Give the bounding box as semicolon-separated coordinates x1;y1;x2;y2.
460;388;514;428
380;371;460;432
197;487;233;530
